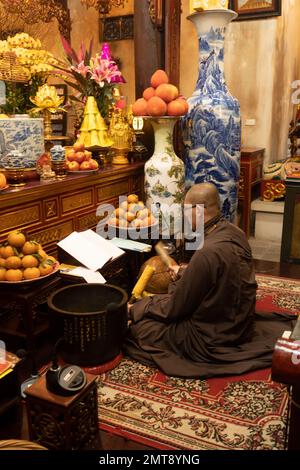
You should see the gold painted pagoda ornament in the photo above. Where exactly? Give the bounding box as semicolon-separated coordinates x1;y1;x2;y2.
76;96;113;149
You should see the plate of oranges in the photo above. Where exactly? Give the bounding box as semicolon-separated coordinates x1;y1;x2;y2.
0;230;60;284
107;194;158;230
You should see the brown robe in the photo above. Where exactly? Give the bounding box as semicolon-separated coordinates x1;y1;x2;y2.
124;220;296;378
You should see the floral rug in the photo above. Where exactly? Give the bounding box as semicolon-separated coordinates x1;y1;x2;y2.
97;274;300;450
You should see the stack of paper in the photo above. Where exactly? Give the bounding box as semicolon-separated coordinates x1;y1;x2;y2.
110;238;152;253
58;230;124;272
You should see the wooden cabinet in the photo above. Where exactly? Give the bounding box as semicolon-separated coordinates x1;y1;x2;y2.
0;162;144;256
238;147;265;237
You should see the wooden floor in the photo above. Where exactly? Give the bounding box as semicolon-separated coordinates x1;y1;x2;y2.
0;259;299;450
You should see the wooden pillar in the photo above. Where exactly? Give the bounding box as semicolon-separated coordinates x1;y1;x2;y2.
164;0;181;88
134;0;165;100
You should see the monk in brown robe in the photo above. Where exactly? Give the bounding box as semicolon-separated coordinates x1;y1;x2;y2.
124;183;296;378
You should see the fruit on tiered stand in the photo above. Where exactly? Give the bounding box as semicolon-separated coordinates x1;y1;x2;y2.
66;143;99;172
108;194;157;229
0;231;59;282
132;69;189;117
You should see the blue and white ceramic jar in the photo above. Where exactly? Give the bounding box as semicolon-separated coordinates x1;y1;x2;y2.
181;9;241;222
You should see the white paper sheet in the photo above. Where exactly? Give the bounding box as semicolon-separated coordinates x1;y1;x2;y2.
58;230;124;271
81;230;124;260
69;267;106;284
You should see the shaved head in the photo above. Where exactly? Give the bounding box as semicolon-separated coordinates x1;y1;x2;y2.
185;183;221;220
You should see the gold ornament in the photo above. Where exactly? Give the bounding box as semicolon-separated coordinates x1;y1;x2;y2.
76;96;113;148
30;84;66;140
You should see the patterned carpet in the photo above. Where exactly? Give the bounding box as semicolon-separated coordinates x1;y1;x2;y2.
97;274;300;450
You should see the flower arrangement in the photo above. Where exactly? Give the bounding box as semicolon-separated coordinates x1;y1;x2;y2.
55;37;125;119
0;32;56;114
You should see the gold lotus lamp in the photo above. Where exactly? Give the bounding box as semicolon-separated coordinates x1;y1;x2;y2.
30;84;66;140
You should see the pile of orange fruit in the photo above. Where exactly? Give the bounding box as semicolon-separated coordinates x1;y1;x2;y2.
108;194;157;229
132;69;189;117
0;231;59;282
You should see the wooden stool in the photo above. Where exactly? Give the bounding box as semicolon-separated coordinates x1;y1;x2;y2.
25;372;100;450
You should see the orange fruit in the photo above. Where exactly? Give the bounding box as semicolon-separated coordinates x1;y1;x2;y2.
37;248;47;260
143;87;156;101
155;84;179;103
136;201;145;210
0;257;6;268
22;241;39;255
127;194;139;204
5;256;22;269
0;268;6;281
150;69;169;88
108;217;119;227
128;203;139;214
5;269;23;282
175;98;189;114
115;208;125;218
118;219;128;228
7;230;26;248
23;267;40;280
167;99;187;116
39;260;55;277
130;219;142;229
137;208;148;220
22;255;39;269
2;245;15;259
120;201;128;211
125;212;135;223
146;96;167;117
132;98;148;116
45;256;57;265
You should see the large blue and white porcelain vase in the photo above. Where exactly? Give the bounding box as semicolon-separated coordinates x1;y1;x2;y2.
182;9;241;221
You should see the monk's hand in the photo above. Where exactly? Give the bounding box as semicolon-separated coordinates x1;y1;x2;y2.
168;264;180;281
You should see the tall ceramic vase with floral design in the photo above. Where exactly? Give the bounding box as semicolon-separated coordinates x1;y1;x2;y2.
145;117;185;236
181;9;241;222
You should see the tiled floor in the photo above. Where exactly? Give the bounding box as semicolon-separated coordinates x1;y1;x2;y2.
249;237;281;263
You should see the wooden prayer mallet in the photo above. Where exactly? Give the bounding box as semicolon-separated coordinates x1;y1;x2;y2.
154;241;174;269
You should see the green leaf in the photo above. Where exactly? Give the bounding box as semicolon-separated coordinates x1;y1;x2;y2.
69;95;84;103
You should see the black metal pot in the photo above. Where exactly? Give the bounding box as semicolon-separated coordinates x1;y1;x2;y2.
48;284;128;366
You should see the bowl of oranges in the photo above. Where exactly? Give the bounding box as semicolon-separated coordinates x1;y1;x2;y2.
0;231;60;284
107;194;158;239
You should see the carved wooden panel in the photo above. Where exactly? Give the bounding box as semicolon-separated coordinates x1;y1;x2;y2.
43;198;58;220
77;212;99;232
0;204;40;233
61;190;93;214
97;180;129;202
28;220;74;246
